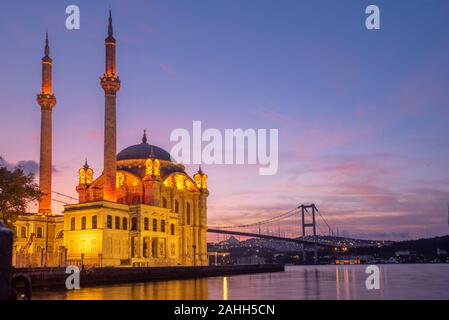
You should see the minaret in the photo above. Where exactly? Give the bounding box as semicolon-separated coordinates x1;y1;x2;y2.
100;10;121;202
37;32;56;215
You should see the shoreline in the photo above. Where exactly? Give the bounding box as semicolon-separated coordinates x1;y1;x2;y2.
14;264;285;290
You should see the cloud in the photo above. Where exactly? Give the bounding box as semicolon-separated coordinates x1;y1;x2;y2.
160;63;176;76
206;149;449;241
86;128;102;141
0;157;59;175
282;153;449;239
339;231;410;240
16;160;39;175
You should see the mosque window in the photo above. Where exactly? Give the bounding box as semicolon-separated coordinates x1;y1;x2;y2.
122;217;128;230
131;217;137;231
186;203;191;225
132;196;141;205
152;218;157;232
37;227;43;238
20;226;27;238
143;241;148;258
107;215;112;229
174;200;179;213
92;216;97;229
115;216;120;229
161;220;166;233
81;217;87;230
144;217;149;231
70;218;76;231
162;197;168;208
171;224;175;235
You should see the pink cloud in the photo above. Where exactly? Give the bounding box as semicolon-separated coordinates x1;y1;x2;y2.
86;128;102;141
160;63;176;76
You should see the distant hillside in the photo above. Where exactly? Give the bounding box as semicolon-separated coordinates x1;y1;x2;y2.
348;235;449;257
209;235;449;256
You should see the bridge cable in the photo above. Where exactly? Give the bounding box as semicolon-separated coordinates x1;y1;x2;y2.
209;207;300;229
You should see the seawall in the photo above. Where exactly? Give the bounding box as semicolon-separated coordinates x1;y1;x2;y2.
13;264;285;289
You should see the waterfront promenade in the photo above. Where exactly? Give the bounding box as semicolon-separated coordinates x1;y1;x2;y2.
14;264;285;289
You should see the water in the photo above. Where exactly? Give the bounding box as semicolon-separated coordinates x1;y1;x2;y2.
33;264;449;300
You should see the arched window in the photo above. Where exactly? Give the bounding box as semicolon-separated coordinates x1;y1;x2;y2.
20;227;27;238
162;197;168;208
132;196;141;205
144;217;149;231
37;227;43;238
122;217;128;230
186;203;191;225
152;218;157;232
92;215;98;229
170;224;175;236
174;200;179;213
70;217;76;231
81;217;87;230
115;216;120;229
143;241;148;258
107;215;112;229
131;217;137;231
161;220;166;233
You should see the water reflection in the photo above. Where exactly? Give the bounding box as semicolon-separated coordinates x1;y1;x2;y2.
35;278;209;300
222;277;228;300
33;264;449;300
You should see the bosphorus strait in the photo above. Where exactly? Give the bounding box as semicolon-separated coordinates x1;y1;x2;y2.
32;265;449;300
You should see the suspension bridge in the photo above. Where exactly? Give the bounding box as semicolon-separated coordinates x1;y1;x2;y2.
207;204;337;248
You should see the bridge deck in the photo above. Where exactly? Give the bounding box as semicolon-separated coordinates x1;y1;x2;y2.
207;228;335;248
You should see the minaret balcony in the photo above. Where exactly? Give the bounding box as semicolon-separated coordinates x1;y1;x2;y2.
101;75;121;95
37;93;56;110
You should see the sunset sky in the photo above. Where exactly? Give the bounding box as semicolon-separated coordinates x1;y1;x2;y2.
1;0;449;240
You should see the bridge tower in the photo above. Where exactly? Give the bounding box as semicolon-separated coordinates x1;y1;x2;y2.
300;204;318;264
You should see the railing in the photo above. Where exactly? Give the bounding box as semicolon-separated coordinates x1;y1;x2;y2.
67;253;102;268
13;251;67;268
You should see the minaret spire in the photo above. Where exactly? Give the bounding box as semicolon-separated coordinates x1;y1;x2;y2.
37;32;56;215
101;11;121;202
108;10;114;38
44;32;50;57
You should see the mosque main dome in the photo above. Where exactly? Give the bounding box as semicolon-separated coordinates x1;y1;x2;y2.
116;131;173;162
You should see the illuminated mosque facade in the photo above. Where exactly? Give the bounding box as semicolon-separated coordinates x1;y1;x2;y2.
12;12;209;267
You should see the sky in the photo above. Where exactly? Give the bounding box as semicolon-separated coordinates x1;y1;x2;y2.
1;0;449;240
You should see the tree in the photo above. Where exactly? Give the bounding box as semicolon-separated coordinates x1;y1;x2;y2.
0;158;41;229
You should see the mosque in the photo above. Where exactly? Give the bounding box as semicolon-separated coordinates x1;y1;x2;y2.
12;12;209;267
